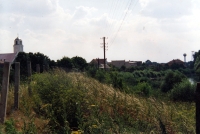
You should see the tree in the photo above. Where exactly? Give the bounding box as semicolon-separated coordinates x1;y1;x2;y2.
195;55;200;71
120;65;126;71
29;52;51;72
14;52;29;76
71;56;87;71
161;70;186;92
57;57;73;69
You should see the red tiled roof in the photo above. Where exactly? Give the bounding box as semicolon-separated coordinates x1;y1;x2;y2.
0;53;18;63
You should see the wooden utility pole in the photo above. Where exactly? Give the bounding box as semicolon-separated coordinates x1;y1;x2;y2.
14;62;20;110
196;82;200;133
97;58;99;69
0;62;11;123
101;37;107;70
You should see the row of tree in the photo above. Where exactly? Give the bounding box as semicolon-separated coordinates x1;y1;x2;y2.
14;52;87;76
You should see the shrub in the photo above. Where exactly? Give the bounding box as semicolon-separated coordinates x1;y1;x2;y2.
31;70;87;133
169;80;195;102
161;70;186;92
134;82;151;97
122;72;138;87
95;70;106;83
110;72;123;90
87;67;97;78
4;119;18;134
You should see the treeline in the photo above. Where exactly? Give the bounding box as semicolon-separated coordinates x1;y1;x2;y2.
14;52;88;76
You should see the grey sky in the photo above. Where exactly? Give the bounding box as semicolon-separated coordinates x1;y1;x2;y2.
0;0;199;63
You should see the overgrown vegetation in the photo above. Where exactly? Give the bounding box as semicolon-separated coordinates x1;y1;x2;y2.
0;69;195;133
0;50;199;133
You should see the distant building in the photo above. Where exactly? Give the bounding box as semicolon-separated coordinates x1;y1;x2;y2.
110;60;142;68
111;60;125;68
90;58;110;69
167;59;184;66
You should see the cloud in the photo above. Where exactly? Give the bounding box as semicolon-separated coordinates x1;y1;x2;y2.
72;6;97;20
0;0;58;16
0;0;200;63
140;0;192;19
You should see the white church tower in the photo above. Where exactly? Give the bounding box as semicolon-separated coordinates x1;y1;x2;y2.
13;37;23;53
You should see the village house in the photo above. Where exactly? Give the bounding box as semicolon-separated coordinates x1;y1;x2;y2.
109;60;142;68
167;59;184;66
90;58;110;69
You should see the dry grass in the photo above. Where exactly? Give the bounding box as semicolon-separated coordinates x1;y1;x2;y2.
1;69;196;133
67;72;195;133
5;84;48;133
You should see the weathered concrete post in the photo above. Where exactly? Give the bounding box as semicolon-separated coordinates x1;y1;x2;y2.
14;62;20;110
27;61;32;96
0;62;11;123
36;64;40;73
47;65;49;71
43;65;46;72
196;82;200;133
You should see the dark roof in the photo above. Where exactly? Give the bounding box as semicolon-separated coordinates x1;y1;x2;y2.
167;59;184;66
90;58;107;65
0;53;18;63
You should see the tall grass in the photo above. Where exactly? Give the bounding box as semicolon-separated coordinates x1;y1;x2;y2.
1;69;195;133
30;69;195;133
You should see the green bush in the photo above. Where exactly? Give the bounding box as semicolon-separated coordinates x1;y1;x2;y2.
161;70;186;92
95;70;106;83
31;70;87;133
134;82;151;97
121;72;138;87
169;80;195;102
87;67;97;78
110;72;123;90
4;119;18;134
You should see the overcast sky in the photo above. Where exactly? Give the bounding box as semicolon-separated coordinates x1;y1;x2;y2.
0;0;199;63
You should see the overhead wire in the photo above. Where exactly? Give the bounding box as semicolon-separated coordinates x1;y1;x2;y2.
108;0;132;43
109;0;139;46
103;0;115;34
107;0;130;39
104;0;121;37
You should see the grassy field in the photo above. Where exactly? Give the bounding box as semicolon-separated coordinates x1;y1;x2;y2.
0;69;196;133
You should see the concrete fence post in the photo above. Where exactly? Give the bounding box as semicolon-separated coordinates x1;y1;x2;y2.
47;65;49;71
0;62;11;123
14;62;20;110
27;61;32;96
43;65;46;72
196;82;200;133
36;64;40;73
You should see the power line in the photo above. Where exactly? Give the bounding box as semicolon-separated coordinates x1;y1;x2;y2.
109;0;134;45
108;0;132;43
105;0;123;37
